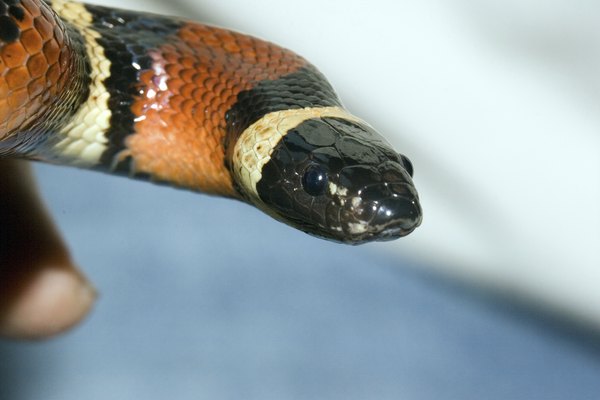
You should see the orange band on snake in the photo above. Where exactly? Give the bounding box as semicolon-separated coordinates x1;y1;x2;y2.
0;0;422;244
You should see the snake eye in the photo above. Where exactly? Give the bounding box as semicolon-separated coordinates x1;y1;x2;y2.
399;154;414;177
302;164;328;196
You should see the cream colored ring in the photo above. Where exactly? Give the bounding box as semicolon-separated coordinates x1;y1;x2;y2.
51;0;111;165
231;106;365;203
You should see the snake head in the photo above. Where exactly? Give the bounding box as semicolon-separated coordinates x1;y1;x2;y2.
232;107;422;244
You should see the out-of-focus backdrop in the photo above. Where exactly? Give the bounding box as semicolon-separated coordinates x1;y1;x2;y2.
1;0;599;399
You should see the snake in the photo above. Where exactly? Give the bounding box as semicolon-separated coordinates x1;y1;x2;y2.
0;0;422;244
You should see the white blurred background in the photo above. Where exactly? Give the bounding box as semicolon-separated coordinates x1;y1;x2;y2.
108;0;600;326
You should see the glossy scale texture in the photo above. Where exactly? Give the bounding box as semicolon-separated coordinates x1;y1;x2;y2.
0;0;89;145
0;0;421;243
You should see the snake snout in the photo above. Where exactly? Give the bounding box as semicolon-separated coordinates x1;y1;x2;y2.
341;180;422;242
372;195;422;239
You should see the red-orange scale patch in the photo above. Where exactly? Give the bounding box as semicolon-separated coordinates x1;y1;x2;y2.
0;0;75;139
127;22;309;197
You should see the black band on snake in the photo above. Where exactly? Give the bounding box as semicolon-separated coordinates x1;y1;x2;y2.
0;0;422;244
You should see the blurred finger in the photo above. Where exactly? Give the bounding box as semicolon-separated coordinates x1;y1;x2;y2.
0;160;96;340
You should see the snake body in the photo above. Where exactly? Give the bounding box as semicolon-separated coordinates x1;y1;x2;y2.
0;0;422;244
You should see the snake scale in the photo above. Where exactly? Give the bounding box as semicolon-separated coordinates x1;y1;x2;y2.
0;0;422;244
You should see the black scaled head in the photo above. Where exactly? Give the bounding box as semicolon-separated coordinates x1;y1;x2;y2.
255;114;422;244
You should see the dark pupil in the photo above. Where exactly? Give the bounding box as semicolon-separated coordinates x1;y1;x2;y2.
302;165;328;196
400;154;414;177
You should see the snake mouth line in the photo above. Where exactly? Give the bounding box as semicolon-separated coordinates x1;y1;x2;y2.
342;224;420;244
376;217;422;240
343;218;422;244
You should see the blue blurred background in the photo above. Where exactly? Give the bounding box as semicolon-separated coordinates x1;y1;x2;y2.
2;0;600;398
1;164;599;399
